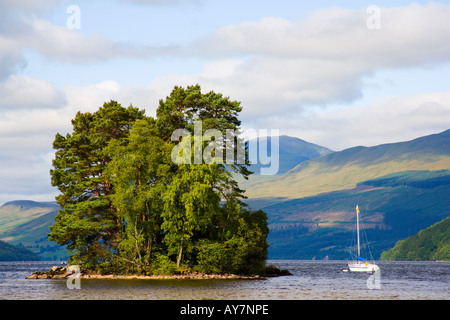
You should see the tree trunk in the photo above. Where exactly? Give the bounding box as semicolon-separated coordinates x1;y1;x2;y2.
177;239;183;268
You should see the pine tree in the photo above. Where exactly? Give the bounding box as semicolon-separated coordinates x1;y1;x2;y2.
49;101;144;267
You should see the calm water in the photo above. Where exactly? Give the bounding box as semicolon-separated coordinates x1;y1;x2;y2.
0;260;448;300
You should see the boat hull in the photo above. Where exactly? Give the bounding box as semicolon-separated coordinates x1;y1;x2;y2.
348;262;378;272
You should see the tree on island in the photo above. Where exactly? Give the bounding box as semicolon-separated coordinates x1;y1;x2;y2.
49;85;268;275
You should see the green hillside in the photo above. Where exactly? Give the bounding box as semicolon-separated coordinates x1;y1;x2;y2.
262;170;450;259
236;135;333;192
380;217;450;261
0;200;59;232
0;200;68;260
245;129;450;199
0;239;40;261
358;169;450;188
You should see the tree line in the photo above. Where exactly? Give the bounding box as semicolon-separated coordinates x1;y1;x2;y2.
49;85;268;275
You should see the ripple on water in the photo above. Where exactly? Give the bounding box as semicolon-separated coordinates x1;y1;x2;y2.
1;260;449;300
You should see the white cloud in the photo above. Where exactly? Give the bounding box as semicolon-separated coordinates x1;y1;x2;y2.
0;132;58;205
1;2;450;204
23;17;137;64
188;3;450;120
0;77;167;205
62;80;162;118
0;36;26;80
202;4;450;64
0;6;184;81
21;15;189;63
272;91;450;150
3;2;448;114
0;0;59;12
0;1;60;79
0;74;65;110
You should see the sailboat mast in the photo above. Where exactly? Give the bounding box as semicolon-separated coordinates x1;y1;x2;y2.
356;205;360;257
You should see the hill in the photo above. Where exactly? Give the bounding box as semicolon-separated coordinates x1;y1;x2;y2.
0;200;68;260
246;135;333;175
245;129;450;200
358;169;450;188
263;170;450;259
380;217;450;261
2;130;449;261
236;135;333;193
0;239;40;261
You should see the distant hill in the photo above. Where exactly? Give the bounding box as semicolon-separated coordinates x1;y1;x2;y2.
380;217;450;261
237;135;333;192
246;135;333;175
263;170;450;259
245;129;450;200
0;200;68;260
0;239;40;261
2;130;449;261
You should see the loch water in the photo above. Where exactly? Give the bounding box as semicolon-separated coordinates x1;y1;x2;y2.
0;260;448;300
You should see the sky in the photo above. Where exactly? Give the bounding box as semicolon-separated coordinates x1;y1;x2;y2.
1;0;450;204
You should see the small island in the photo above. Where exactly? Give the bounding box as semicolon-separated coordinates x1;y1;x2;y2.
26;264;291;280
40;86;290;278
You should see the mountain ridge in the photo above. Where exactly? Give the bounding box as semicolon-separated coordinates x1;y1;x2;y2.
245;135;333;175
236;135;334;191
245;129;450;199
1;129;449;260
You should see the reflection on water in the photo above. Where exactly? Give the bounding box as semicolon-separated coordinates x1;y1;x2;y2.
1;260;449;300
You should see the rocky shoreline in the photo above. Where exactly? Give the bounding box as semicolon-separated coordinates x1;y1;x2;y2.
26;264;291;280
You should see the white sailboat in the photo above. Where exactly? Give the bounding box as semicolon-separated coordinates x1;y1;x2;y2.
347;205;378;273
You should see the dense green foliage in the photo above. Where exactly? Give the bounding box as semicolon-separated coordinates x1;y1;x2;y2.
49;85;268;275
0;240;40;261
380;217;450;261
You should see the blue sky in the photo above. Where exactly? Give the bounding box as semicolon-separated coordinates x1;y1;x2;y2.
1;0;450;204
